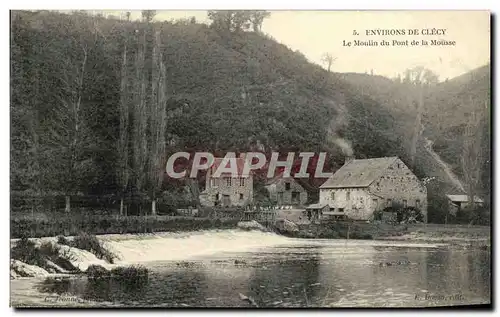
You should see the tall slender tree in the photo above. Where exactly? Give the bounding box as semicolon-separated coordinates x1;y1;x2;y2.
403;66;438;169
49;23;94;213
461;98;487;208
117;31;130;216
132;27;148;215
147;30;168;215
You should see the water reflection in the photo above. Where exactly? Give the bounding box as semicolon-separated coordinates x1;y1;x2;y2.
246;246;323;307
33;243;490;307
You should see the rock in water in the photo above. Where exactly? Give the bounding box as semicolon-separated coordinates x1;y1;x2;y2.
274;219;299;234
237;220;267;232
10;270;19;280
45;260;69;274
57;244;113;272
10;259;50;278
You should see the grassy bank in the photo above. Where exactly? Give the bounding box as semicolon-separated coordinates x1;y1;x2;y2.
282;222;409;240
277;221;491;242
11;215;240;239
390;223;491;243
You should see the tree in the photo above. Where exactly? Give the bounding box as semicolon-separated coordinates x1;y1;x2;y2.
461;99;488;219
131;27;148;215
147;30;168;215
141;10;156;23
207;10;252;33
117;30;130;216
321;53;337;72
248;11;270;32
50;34;91;213
402;66;438;169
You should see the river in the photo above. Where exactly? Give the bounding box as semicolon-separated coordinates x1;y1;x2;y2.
10;230;491;308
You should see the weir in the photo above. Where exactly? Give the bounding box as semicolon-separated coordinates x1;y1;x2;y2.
101;230;295;264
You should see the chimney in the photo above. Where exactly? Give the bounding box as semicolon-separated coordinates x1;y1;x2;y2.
345;156;355;165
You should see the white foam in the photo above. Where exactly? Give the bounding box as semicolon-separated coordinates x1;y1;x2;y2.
102;229;297;264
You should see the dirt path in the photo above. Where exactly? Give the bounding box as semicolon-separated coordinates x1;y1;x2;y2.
423;136;465;193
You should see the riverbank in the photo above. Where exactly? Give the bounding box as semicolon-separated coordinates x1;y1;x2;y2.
11;214;241;239
378;224;491;250
278;221;490;248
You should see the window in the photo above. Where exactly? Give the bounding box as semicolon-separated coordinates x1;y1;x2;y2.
403;199;407;208
346;191;351;200
239;193;244;200
226;178;232;186
239;178;245;186
331;192;335;200
338;208;344;213
285;182;291;190
210;178;218;188
416;199;421;208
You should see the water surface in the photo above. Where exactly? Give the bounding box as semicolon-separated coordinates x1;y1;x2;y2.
11;238;490;307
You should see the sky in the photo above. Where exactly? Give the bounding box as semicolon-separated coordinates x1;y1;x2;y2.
84;10;490;81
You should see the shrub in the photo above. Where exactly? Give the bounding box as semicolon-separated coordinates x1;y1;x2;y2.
11;237;44;266
11;238;79;272
36;277;72;295
57;235;70;246
86;264;149;284
72;232;116;264
39;241;61;259
111;265;149;284
86;264;109;279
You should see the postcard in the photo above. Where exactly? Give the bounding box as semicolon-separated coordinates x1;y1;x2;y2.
10;10;491;308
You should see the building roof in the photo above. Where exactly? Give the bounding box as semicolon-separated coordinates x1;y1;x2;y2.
446;194;484;203
209;157;249;177
306;203;329;210
320;157;399;189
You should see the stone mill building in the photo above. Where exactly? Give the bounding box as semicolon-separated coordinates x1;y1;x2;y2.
318;156;428;222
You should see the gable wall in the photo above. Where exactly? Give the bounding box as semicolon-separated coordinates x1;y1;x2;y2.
367;158;427;221
266;178;308;206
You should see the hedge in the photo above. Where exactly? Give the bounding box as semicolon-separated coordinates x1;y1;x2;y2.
11;215;241;239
